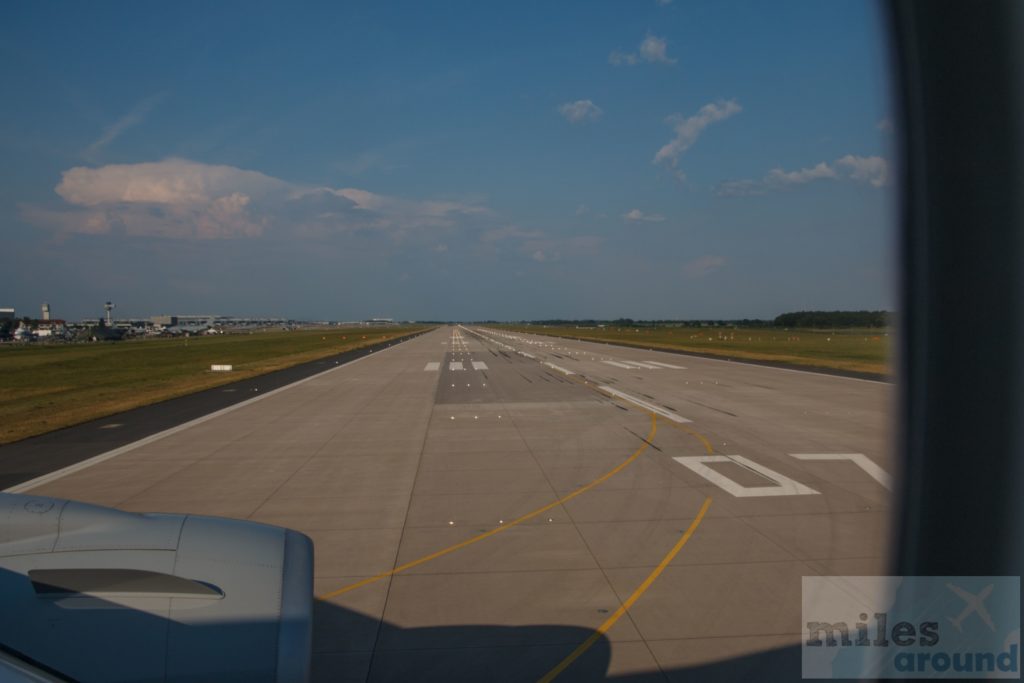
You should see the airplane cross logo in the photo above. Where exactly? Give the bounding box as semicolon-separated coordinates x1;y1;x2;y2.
946;582;996;632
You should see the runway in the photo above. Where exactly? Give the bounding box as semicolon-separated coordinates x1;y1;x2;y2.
17;325;894;681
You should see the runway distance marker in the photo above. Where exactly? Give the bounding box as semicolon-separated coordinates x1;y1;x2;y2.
538;496;713;683
318;413;660;599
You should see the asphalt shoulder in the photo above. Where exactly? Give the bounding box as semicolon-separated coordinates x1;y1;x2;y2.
0;331;428;490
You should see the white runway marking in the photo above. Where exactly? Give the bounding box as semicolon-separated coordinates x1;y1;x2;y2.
601;360;633;369
645;361;686;369
622;361;661;369
472;361;488;370
424;362;441;371
789;453;893;490
542;362;574;375
673;455;821;497
449;361;464;371
598;386;691;423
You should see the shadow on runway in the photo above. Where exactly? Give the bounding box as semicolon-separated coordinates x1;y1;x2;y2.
0;561;801;683
313;597;802;682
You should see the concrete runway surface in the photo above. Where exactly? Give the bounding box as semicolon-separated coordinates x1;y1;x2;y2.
15;325;894;682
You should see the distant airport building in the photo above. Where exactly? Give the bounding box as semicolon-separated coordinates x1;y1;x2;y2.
365;318;395;326
151;315;179;327
0;308;13;320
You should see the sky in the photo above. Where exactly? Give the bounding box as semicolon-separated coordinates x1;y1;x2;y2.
0;1;895;322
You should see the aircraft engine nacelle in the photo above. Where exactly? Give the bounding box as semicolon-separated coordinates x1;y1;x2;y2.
0;493;313;683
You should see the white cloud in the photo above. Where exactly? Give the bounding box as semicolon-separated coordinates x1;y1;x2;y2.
682;255;725;279
31;158;488;240
623;208;665;222
638;34;675;64
717;154;889;195
876;118;893;133
558;100;603;124
653;99;741;176
835;154;888;187
85;93;166;158
765;161;837;185
609;33;676;66
57;158;287;206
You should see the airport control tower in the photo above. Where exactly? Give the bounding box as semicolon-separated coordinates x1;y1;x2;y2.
41;302;50;321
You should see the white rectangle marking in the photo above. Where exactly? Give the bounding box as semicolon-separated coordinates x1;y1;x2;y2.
645;361;686;369
471;361;488;370
601;360;633;369
424;362;440;371
449;361;464;371
621;361;661;369
542;362;574;375
673;455;820;497
598;386;691;423
210;364;233;372
789;453;893;490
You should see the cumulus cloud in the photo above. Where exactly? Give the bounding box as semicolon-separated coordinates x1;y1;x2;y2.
623;208;665;222
717;154;888;195
765;162;838;185
558;99;603;124
835;154;888;187
682;255;725;279
653;100;741;178
609;33;676;66
28;158;488;240
85;93;166;158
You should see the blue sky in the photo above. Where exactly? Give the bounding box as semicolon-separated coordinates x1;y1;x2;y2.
1;0;894;321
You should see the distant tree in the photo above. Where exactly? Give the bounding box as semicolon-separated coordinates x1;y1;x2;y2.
773;310;890;328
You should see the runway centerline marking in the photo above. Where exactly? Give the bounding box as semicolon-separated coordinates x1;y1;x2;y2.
541;362;574;375
538;497;714;683
449;361;465;371
317;413;660;600
598;386;691;423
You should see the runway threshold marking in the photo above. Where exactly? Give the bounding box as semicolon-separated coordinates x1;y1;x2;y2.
538;496;714;683
317;413;660;600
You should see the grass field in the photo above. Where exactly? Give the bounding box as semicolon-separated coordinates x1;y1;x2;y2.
0;327;426;445
498;325;891;376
